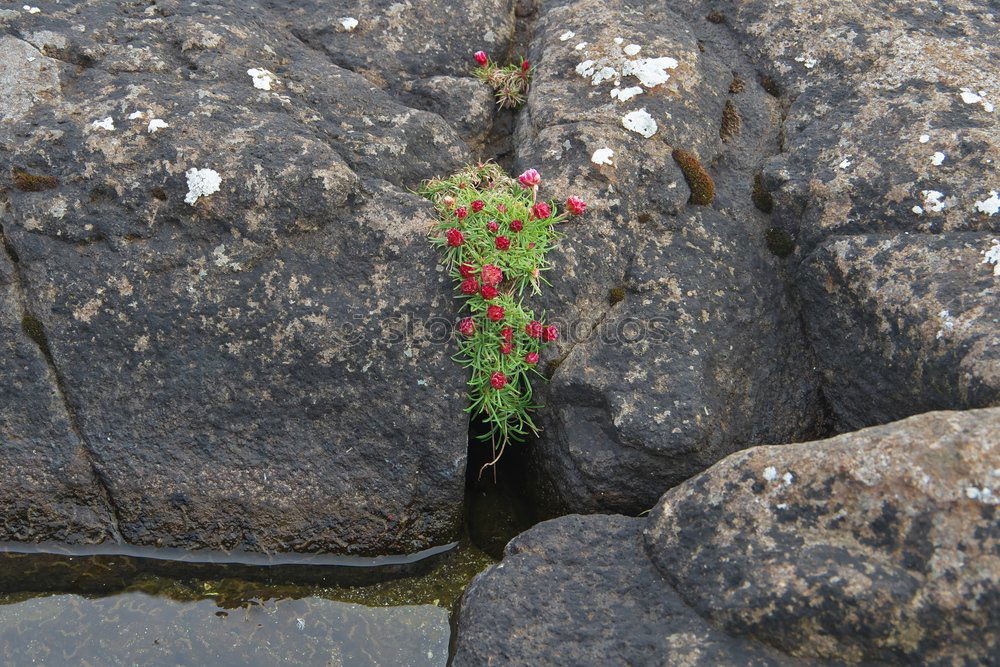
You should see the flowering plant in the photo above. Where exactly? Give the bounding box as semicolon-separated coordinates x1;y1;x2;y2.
472;50;533;109
422;163;585;470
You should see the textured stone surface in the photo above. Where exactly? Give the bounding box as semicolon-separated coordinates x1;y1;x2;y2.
799;233;1000;431
646;408;1000;664
452;514;789;666
513;0;823;513
0;1;472;554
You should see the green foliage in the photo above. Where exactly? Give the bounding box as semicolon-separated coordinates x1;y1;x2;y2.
421;163;572;465
474;57;532;109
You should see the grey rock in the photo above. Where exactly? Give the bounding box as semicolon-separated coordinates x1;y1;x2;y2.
403;75;495;150
646;408;1000;664
512;0;823;513
452;514;790;666
798;233;1000;431
0;1;473;554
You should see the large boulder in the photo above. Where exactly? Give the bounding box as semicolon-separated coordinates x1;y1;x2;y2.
0;1;473;554
454;408;999;664
511;0;823;513
799;233;1000;431
646;407;1000;664
452;514;790;665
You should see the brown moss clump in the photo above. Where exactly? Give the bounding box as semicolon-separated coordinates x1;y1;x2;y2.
720;100;741;142
12;168;58;192
729;74;745;94
765;227;795;258
759;73;781;98
752;172;774;213
609;287;625;306
672;149;715;206
706;10;725;23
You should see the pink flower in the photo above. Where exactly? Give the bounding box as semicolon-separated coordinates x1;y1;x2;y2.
446;228;464;247
566;196;587;216
481;284;498;300
495;235;511;251
500;341;513;355
510;219;523;232
526;320;542;338
490;371;507;389
542;325;558;342
524;351;539;364
458;317;476;336
487;305;505;322
530;202;551;219
500;326;514;343
442;195;455;208
471;200;485;213
474;51;488;67
487;220;499;233
455;206;468;220
518;168;541;188
461;278;480;295
481;264;503;286
459;263;477;279
497;203;507;213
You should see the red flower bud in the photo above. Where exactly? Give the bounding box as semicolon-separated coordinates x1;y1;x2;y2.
490;371;507;389
524;351;539;364
500;341;513;355
458;317;475;336
474;51;488;67
446;228;464;247
500;326;513;343
487;220;499;233
497;203;507;213
521;60;530;72
442;195;455;208
528;242;535;249
455;206;468;220
487;305;505;322
461;278;480;294
518;169;541;188
510;219;523;232
481;264;503;286
530;202;551;219
459;263;477;279
542;325;559;342
481;284;498;300
471;200;485;212
526;320;542;338
566;196;587;215
495;235;511;251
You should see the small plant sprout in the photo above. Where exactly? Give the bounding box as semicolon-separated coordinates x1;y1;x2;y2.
471;50;533;109
422;163;586;472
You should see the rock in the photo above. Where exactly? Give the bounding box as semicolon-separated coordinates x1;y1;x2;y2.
645;408;1000;664
512;0;823;513
798;233;1000;431
452;514;789;665
0;1;473;554
0;34;64;124
402;76;496;151
692;0;1000;251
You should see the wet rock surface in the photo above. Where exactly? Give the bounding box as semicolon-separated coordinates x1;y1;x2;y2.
646;407;1000;664
799;233;1000;431
513;0;823;513
455;408;999;664
452;514;788;666
0;0;470;554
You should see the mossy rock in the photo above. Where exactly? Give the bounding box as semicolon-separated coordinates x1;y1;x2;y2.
765;227;795;257
672;149;715;206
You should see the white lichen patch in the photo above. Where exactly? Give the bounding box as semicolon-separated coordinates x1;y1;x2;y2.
838;158;852;169
23;5;40;14
974;190;1000;216
575;60;596;78
184;167;222;205
931;151;946;166
339;17;359;32
575;42;587;51
960;88;995;113
623;44;641;56
921;189;946;212
592;65;618;85
912;205;924;215
965;486;998;504
91;116;115;131
794;54;818;69
782;471;794;485
611;86;643;102
591;147;614;166
936;309;956;339
128;110;145;120
919;134;930;143
763;466;778;481
622;108;657;137
621;56;678;87
247;67;278;90
983;239;1000;276
559;30;575;41
147;118;168;133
